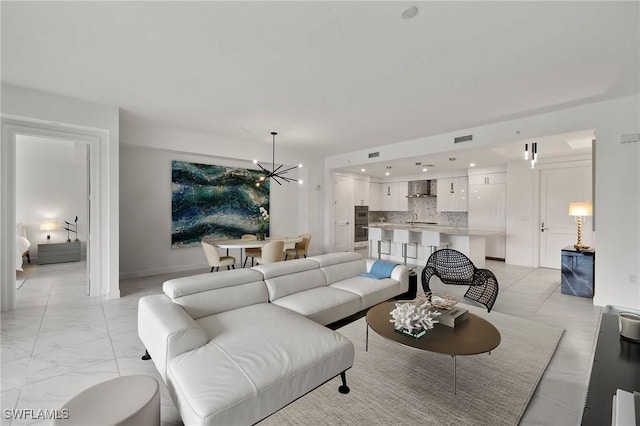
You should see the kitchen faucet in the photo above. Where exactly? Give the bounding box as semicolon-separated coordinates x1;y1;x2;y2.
411;212;418;226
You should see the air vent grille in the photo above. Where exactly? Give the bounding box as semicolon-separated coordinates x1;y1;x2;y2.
454;135;473;144
620;133;640;144
368;152;380;158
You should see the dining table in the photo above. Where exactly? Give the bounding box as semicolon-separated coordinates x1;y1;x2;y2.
201;235;303;267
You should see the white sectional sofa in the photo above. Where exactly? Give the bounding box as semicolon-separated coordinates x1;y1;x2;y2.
138;252;410;425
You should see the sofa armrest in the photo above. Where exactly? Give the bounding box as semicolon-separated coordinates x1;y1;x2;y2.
391;265;410;294
138;294;208;382
364;259;410;294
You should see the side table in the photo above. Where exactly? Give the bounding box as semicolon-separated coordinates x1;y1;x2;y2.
52;375;160;426
38;241;81;265
561;246;594;298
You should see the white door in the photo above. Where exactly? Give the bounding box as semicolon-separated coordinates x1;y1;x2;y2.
540;166;592;269
333;174;351;252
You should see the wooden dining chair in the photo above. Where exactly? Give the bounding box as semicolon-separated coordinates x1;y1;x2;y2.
255;240;284;265
202;242;236;272
242;234;261;268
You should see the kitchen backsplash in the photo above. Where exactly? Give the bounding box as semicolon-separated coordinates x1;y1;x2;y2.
369;197;468;228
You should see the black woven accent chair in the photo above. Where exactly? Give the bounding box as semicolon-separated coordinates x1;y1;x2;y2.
421;249;499;312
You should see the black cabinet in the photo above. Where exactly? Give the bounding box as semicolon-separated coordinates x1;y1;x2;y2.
582;312;640;425
561;247;594;298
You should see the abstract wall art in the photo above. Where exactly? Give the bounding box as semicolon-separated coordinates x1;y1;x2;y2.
171;160;269;248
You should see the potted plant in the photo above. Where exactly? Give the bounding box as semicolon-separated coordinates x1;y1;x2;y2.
257;207;269;240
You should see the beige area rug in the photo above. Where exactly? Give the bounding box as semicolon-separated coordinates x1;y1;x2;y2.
261;304;564;426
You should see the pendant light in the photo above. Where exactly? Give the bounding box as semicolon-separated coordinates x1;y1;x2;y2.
253;132;303;185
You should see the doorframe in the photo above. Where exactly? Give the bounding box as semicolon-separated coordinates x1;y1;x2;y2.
1;117;111;310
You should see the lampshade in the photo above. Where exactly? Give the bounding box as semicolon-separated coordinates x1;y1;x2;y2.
40;220;58;231
568;202;593;217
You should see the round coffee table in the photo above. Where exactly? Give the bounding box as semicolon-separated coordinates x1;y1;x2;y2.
366;301;501;394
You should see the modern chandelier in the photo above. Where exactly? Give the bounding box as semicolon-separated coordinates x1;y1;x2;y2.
253;132;303;186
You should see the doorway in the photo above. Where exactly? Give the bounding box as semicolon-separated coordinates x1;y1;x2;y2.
15;135;90;294
1;118;112;311
539;165;593;269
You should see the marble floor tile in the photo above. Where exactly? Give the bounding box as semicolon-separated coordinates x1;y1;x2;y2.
25;338;115;384
520;393;582;426
1;388;21;426
5;258;604;426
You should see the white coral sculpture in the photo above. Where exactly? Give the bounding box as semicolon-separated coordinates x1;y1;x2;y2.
389;302;440;333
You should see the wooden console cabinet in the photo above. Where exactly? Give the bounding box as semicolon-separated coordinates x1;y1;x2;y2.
38;241;81;264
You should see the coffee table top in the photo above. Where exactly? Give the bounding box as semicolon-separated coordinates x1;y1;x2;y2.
366;301;501;356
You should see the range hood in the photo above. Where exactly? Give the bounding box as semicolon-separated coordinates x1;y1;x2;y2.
407;180;435;198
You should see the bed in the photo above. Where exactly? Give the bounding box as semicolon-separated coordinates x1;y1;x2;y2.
16;223;31;271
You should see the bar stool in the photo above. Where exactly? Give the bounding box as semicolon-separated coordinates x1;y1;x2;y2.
422;231;448;256
393;229;420;266
369;227;393;259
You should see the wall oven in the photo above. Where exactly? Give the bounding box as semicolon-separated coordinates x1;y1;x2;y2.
354;206;369;243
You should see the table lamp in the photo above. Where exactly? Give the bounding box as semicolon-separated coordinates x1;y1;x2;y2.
568;202;592;250
40;220;58;240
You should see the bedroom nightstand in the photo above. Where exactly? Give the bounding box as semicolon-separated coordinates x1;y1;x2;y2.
38;241;81;264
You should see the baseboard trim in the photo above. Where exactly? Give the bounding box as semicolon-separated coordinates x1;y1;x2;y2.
486;257;505;262
119;264;207;280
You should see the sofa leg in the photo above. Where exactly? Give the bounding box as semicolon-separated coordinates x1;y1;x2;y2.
142;350;151;361
338;371;350;394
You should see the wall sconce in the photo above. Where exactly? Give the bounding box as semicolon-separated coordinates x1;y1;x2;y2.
40;220;58;240
568;202;592;250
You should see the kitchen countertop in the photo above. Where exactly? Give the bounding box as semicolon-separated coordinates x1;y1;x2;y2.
365;223;504;237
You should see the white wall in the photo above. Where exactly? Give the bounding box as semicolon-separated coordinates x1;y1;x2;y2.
16;135;88;259
118;143;319;278
325;95;640;310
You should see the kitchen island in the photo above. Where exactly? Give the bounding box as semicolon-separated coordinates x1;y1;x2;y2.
366;223;504;268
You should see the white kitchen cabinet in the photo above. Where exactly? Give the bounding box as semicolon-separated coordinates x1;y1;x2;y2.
384;181;409;211
353;177;370;206
371;181;409;211
469;174;506;258
369;182;384;211
468;172;506;186
436;177;468;212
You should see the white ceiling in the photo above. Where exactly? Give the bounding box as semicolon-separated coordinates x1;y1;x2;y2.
338;129;595;178
2;2;638;159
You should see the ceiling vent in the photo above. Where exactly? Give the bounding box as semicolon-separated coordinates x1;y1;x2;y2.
454;135;473;144
368;152;380;158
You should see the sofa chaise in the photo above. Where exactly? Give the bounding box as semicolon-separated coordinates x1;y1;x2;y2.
138;252;410;425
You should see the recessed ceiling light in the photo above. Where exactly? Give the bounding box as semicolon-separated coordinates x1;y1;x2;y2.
385;172;390;176
469;163;475;167
400;6;418;19
422;168;428;172
361;168;366;172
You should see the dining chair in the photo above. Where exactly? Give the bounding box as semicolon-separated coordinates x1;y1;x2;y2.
255;240;284;265
285;233;312;260
202;241;236;272
242;234;261;268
